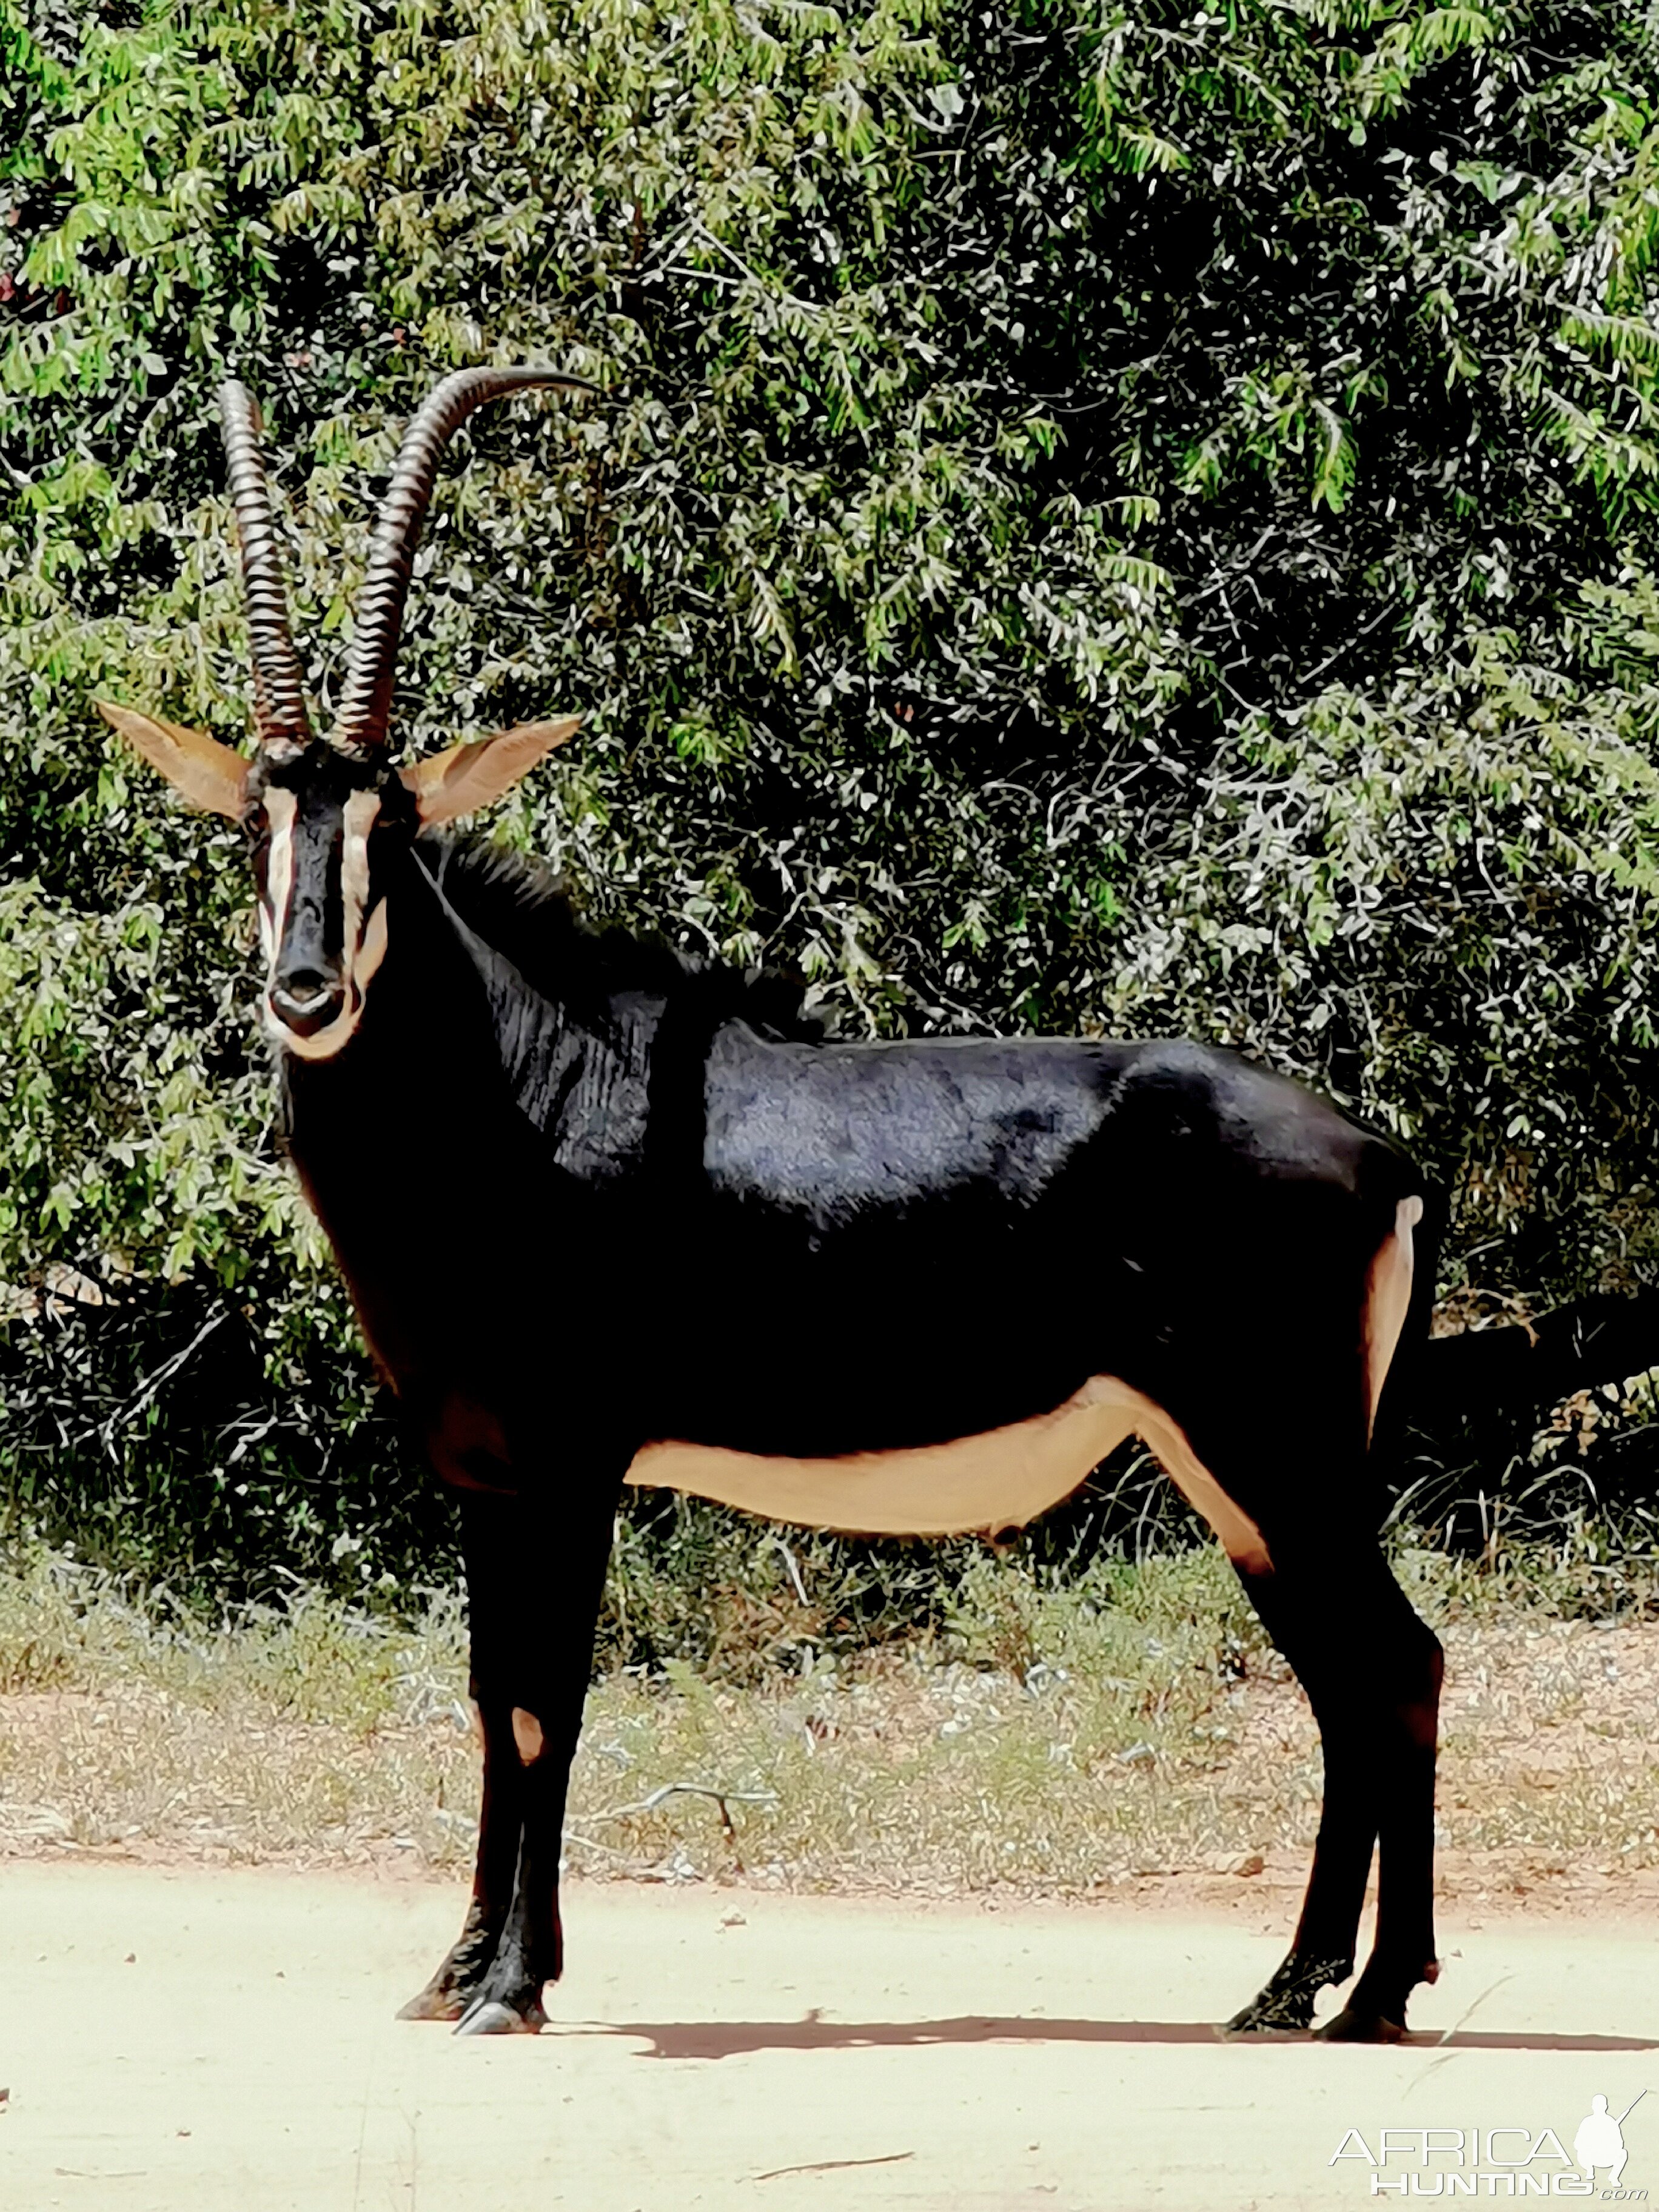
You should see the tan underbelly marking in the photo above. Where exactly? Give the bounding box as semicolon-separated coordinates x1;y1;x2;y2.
626;1375;1273;1574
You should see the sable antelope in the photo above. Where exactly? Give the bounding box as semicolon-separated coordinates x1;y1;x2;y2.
101;368;1444;2043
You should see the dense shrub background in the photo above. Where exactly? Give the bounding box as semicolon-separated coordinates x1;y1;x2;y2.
8;0;1659;1606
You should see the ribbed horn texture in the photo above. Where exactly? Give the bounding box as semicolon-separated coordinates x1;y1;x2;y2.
218;382;312;756
332;366;597;754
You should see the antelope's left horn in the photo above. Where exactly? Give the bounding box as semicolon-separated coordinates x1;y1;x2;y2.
331;366;597;756
219;382;313;757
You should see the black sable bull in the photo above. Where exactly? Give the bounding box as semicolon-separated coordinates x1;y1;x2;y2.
102;369;1443;2043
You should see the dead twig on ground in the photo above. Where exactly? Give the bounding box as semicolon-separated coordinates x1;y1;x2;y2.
566;1781;779;1875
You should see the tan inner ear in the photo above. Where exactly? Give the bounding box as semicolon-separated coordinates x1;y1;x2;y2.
96;701;250;818
400;717;581;825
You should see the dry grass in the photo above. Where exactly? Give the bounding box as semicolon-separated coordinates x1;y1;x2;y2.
4;1544;1659;1915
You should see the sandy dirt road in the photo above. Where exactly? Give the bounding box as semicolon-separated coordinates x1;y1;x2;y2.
2;1863;1658;2212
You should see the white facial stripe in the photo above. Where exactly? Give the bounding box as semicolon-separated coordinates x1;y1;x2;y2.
261;788;298;982
262;788;388;1062
355;896;389;991
340;789;379;941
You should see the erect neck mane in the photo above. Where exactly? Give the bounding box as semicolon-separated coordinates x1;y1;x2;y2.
413;832;824;1044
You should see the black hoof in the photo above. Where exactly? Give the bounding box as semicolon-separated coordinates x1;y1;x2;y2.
397;1984;471;2022
398;1915;504;2023
454;1994;547;2037
1224;2002;1310;2037
1315;2006;1406;2043
1225;1951;1353;2036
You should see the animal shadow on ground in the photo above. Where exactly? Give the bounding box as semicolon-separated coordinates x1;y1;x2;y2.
558;2014;1659;2061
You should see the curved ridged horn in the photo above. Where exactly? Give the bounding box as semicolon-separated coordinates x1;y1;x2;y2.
332;366;596;755
218;382;312;756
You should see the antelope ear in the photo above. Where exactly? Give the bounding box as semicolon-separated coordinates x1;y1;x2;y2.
96;701;250;818
400;716;581;825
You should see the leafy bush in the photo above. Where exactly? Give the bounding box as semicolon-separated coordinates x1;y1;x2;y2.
6;0;1659;1593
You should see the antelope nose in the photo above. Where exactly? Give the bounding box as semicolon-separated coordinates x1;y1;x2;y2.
270;968;343;1035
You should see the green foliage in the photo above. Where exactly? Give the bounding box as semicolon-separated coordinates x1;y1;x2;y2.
6;0;1659;1584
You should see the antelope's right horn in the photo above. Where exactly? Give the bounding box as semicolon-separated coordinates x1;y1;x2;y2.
218;382;313;757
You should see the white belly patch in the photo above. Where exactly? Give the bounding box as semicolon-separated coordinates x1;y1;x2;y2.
626;1375;1273;1574
626;1202;1419;1578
